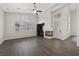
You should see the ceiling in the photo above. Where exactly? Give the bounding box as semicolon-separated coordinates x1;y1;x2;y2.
0;3;56;14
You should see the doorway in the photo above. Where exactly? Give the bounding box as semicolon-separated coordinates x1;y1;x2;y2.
37;23;44;37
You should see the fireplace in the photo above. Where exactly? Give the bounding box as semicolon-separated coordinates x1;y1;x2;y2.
44;30;53;39
45;31;53;37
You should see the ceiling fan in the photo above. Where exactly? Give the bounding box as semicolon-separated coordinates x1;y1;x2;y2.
33;3;42;15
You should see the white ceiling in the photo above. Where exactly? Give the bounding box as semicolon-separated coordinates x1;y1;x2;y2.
0;3;56;14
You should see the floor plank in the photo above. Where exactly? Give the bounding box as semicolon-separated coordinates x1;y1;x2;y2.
0;36;78;56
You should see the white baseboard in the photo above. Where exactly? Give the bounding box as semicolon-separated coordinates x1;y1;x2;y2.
0;40;5;44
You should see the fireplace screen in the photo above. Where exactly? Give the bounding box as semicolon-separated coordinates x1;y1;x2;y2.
45;31;53;37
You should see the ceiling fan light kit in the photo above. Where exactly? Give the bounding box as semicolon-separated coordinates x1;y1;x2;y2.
33;10;37;13
33;3;42;15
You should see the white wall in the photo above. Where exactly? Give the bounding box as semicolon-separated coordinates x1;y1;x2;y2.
0;8;4;43
76;4;79;46
67;4;77;43
4;12;37;40
38;4;71;40
38;10;51;31
38;4;67;31
51;7;71;40
68;4;77;36
70;9;77;36
38;4;78;41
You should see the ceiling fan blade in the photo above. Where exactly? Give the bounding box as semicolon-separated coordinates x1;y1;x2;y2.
35;13;38;15
33;9;35;11
37;10;42;12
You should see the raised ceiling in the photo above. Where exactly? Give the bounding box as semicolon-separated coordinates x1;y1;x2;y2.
0;3;56;14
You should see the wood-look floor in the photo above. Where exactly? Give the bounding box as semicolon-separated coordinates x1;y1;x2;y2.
0;36;78;56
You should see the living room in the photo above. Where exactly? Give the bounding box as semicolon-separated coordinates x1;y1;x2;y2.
0;2;79;56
